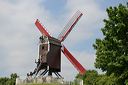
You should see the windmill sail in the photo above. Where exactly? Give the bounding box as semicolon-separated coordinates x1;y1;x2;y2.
61;45;86;75
35;19;51;37
58;10;83;42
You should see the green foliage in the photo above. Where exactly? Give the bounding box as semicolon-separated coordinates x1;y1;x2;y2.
0;77;9;85
93;3;128;84
76;3;128;85
76;70;98;85
0;73;18;85
76;70;122;85
95;73;119;85
83;70;98;85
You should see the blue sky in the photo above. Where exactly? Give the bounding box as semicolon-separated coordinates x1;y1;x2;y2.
0;0;127;80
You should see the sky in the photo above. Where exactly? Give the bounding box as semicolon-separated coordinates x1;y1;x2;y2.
0;0;127;81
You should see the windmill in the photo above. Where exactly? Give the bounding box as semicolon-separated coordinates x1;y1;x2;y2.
29;10;86;78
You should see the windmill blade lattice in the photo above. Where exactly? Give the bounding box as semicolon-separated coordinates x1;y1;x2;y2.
58;10;83;42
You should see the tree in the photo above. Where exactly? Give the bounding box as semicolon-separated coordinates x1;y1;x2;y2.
0;77;9;85
0;73;18;85
10;73;18;85
93;3;128;84
10;73;18;79
95;73;118;85
76;70;98;85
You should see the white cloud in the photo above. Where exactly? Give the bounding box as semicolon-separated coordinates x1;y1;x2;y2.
0;0;106;81
0;0;50;76
62;0;106;46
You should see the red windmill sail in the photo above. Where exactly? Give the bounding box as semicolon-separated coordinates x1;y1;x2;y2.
62;45;86;75
35;19;51;37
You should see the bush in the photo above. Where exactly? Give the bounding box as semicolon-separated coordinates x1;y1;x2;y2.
0;73;18;85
